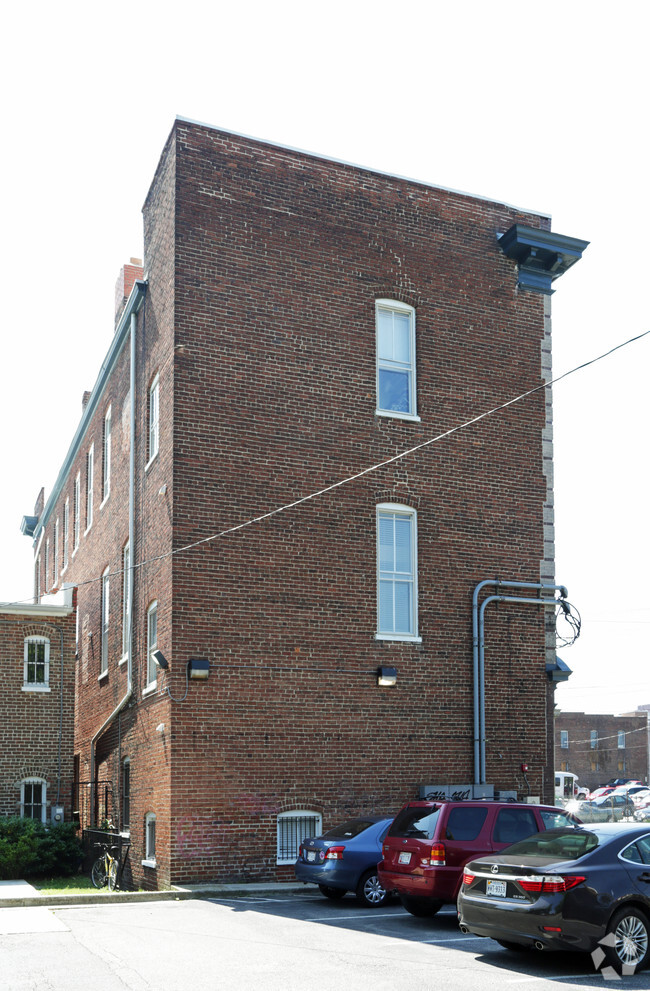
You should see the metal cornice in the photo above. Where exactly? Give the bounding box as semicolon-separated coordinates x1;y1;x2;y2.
31;281;147;545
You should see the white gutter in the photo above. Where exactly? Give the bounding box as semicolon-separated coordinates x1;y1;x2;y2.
89;309;138;822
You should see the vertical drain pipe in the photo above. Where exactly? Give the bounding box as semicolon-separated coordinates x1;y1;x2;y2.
472;579;568;785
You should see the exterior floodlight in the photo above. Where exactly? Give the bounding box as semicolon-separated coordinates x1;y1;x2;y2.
377;666;397;687
188;658;210;680
151;649;169;670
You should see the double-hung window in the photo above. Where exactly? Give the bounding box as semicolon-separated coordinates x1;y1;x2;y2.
63;498;69;572
23;636;50;691
376;300;417;419
102;405;112;503
560;730;569;749
143;812;156;867
21;778;46;822
146;601;158;688
86;445;94;532
100;568;110;676
376;504;419;640
148;375;159;465
73;472;80;552
53;518;59;584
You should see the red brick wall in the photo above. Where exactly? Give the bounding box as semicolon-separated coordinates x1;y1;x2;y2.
30;120;559;887
0;606;76;821
555;711;649;792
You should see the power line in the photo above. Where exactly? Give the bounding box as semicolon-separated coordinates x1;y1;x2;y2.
16;327;650;605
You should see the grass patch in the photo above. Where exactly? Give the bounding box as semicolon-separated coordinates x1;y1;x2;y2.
32;874;99;895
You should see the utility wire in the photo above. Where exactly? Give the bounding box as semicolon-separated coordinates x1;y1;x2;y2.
19;327;650;603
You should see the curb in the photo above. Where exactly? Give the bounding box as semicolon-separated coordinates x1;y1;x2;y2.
0;882;310;910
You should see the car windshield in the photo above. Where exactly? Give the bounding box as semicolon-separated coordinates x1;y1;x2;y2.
322;819;374;839
388;806;441;840
499;828;599;860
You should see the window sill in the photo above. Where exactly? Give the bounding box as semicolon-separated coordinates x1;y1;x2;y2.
144;453;158;474
84;525;92;537
119;654;128;667
98;670;108;682
142;682;158;698
100;493;110;510
22;684;51;693
375;409;421;423
375;634;422;643
141;859;157;869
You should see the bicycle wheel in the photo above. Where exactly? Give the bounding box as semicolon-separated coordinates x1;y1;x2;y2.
107;858;118;891
91;856;107;888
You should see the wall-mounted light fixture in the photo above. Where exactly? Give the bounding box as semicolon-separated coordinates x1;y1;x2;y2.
377;666;397;687
151;649;169;670
188;658;210;680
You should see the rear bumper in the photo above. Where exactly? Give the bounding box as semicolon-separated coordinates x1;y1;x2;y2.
294;860;352;891
377;864;456;902
457;895;598;953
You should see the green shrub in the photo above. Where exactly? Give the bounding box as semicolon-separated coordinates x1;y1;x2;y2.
0;818;83;880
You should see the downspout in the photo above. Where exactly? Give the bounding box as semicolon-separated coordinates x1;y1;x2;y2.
472;579;567;785
89;310;137;823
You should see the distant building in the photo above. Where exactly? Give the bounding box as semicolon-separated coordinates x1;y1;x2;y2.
555;711;649;790
22;118;587;888
0;591;76;823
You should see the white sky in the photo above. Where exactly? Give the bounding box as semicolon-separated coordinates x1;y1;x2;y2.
1;1;648;714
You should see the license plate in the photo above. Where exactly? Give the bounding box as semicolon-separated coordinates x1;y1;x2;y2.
486;879;507;897
307;851;316;862
398;851;412;865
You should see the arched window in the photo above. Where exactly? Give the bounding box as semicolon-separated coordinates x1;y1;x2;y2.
375;299;418;420
276;810;322;865
376;504;419;640
21;778;47;822
143;812;157;867
23;636;50;691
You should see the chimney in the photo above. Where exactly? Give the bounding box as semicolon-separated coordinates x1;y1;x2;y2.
115;257;144;327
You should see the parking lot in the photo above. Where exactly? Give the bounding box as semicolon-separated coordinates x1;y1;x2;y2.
4;890;650;990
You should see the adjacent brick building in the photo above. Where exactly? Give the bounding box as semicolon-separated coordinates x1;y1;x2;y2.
0;592;76;823
22;118;587;888
555;711;649;792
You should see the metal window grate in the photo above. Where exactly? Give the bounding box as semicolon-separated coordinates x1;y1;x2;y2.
277;814;320;862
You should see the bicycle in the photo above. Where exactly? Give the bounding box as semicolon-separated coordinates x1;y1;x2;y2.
91;842;120;891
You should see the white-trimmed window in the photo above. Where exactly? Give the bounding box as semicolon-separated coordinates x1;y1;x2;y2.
100;568;110;675
23;636;50;691
618;730;626;749
376;299;417;419
21;778;47;822
86;444;94;531
143;812;156;866
45;539;50;593
148;375;159;465
276;810;322;865
590;730;598;749
122;759;131;833
560;730;569;749
121;541;130;660
102;405;112;503
146;601;158;688
54;517;60;583
73;472;81;552
36;556;41;602
376;504;419;640
63;498;69;572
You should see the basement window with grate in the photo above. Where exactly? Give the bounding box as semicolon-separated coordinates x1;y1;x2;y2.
276;811;322;865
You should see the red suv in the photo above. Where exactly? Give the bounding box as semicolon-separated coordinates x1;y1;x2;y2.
378;799;579;917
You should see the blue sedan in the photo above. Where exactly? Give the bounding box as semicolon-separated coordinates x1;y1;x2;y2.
295;817;393;907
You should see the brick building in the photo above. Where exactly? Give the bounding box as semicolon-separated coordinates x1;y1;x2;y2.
0;591;76;823
555;711;649;792
22;118;587;888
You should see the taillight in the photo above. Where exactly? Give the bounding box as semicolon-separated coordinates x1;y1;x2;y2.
299;844;303;858
519;875;585;894
430;842;446;866
325;845;345;860
462;871;475;886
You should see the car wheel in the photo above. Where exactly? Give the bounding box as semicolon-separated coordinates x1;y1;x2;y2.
496;940;531;952
603;907;650;973
355;870;387;908
318;884;346;900
400;895;442;917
